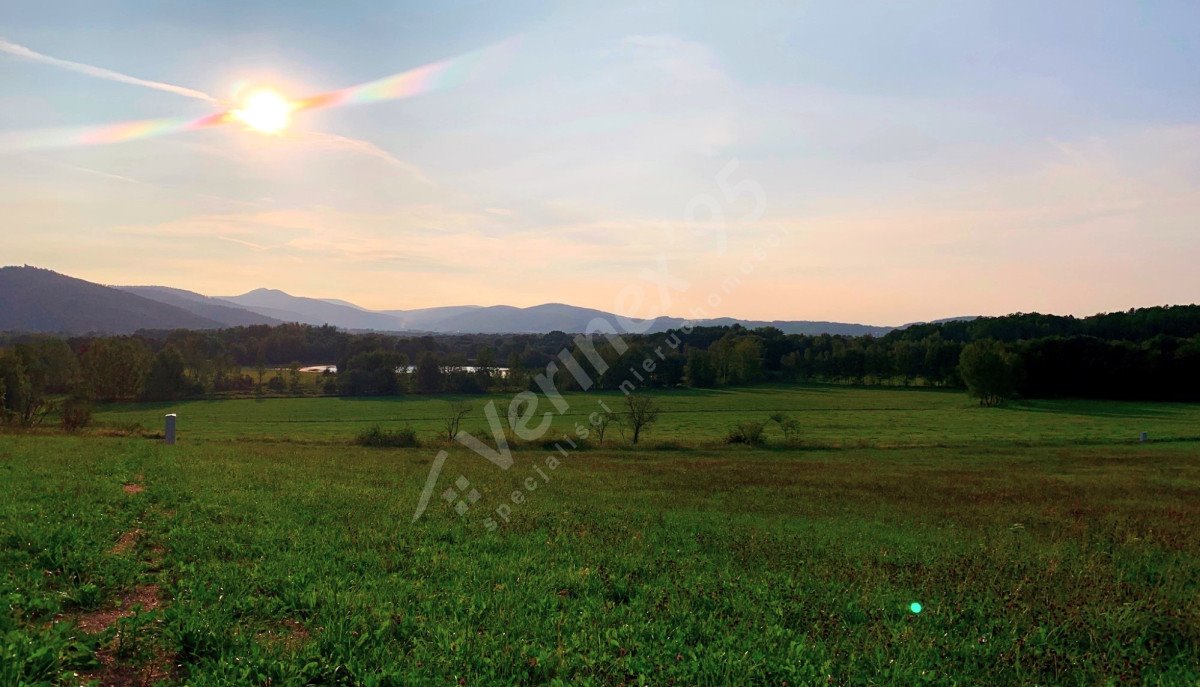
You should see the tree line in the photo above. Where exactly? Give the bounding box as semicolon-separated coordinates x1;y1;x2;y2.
1;305;1198;426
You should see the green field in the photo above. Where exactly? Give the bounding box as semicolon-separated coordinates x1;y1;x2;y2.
94;384;1200;447
2;385;1199;685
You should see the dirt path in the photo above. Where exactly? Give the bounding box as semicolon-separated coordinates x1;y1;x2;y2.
67;480;177;686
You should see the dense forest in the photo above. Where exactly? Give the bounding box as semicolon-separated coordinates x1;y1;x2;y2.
1;305;1198;425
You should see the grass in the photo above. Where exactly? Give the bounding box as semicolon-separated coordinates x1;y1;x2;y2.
91;384;1200;447
2;384;1199;685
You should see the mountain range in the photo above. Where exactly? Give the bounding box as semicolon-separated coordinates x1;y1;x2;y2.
0;265;909;336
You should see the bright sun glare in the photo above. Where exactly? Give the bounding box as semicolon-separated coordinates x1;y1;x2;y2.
231;88;293;134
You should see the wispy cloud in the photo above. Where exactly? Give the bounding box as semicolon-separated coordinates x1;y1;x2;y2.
0;37;217;103
217;235;278;252
292;130;433;186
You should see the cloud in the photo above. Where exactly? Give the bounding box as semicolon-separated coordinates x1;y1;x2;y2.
216;235;278;252
290;130;432;186
0;37;216;103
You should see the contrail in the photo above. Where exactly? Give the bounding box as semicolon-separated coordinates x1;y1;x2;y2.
294;130;433;185
0;37;217;103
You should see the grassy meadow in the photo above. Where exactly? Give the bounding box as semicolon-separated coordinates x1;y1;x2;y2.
1;385;1199;685
93;384;1200;447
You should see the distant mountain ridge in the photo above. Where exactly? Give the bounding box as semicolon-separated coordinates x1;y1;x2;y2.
213;292;896;336
118;286;281;327
218;289;404;331
0;266;221;334
1;265;908;336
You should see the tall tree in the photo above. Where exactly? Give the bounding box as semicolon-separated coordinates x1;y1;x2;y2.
0;355;33;424
414;351;443;394
685;349;717;387
142;345;194;400
623;393;661;445
958;340;1018;407
338;351;403;396
81;337;152;402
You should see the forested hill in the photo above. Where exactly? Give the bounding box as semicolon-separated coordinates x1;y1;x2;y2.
0;266;221;334
892;306;1200;343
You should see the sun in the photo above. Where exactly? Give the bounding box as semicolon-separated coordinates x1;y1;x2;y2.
231;88;294;134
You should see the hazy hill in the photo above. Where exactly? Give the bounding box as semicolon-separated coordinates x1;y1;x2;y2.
373;304;893;336
119;286;281;327
409;303;648;334
220;288;404;331
1;266;906;336
380;305;484;330
0;266;221;334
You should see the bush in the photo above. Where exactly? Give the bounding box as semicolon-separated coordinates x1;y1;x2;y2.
60;397;93;432
726;421;766;446
354;424;419;448
769;412;802;444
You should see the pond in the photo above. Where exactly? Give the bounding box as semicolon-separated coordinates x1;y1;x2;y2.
298;365;509;377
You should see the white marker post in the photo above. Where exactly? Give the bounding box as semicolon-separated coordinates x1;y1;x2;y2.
165;414;177;445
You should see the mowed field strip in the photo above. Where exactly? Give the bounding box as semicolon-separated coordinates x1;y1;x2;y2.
93;384;1200;447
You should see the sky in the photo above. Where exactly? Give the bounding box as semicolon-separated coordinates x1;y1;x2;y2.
0;1;1197;325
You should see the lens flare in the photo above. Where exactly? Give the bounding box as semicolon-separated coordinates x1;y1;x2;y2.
0;36;519;152
910;602;923;614
231;88;293;134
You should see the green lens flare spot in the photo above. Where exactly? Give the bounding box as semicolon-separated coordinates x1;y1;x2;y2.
910;602;923;614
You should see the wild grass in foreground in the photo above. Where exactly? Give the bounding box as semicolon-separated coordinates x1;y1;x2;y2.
1;430;1197;685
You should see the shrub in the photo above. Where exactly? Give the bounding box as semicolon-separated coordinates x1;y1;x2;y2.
769;412;802;444
726;421;766;446
60;397;93;432
354;424;419;448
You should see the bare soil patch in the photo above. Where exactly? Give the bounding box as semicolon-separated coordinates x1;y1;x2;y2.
257;619;312;651
73;585;161;635
74;648;176;687
109;529;143;555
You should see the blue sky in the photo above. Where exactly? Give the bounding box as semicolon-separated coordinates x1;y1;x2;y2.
1;1;1197;323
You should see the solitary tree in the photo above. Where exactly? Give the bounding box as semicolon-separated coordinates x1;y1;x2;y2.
623;393;661;445
592;408;620;444
958;340;1018;407
442;400;472;442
